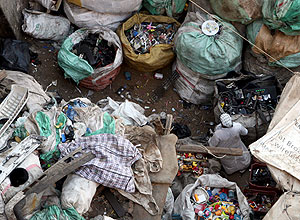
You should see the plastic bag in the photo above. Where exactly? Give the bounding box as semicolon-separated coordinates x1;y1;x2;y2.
173;58;216;105
247;20;300;68
0;153;43;203
30;205;84;220
262;0;300;35
61;174;99;215
64;1;132;31
210;0;262;24
173;174;251;220
174;11;243;77
162;188;174;220
58;28;123;89
0;39;30;73
143;0;187;18
34;0;62;11
117;13;180;72
66;0;142;14
22;9;70;41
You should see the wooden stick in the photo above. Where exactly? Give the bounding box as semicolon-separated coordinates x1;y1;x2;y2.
177;144;243;156
164;114;173;135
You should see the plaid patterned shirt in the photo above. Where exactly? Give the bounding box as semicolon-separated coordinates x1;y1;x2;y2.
58;133;141;193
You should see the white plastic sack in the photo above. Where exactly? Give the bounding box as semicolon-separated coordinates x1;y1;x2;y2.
263;192;300;220
61;174;99;215
22;9;70;41
64;1;132;31
0;153;43;203
173;174;250;220
34;0;62;11
66;0;142;14
173;58;215;104
162;187;174;220
98;97;148;126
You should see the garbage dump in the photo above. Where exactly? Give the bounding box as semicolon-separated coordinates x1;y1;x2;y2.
210;0;262;24
143;0;187;18
118;13;180;72
213;74;282;144
247;20;300;68
58;28;123;90
262;0;300;35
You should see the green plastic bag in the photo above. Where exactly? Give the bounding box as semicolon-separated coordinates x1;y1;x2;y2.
247;20;300;68
174;12;243;78
262;0;300;35
143;0;187;18
58;29;94;83
30;205;84;220
210;0;262;24
85;112;115;136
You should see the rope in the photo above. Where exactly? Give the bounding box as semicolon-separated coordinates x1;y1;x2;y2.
197;144;227;159
189;0;296;76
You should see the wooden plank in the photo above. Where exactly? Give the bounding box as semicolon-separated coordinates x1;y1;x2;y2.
177;144;243;156
103;188;126;218
164;114;173;135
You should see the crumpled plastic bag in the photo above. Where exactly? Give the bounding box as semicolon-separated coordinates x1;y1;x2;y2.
97;97;148;126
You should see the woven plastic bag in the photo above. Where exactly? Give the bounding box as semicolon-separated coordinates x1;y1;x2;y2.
66;0;142;14
174;11;243;77
117;13;180;72
262;0;300;35
58;28;122;90
143;0;187;18
210;0;262;24
247;20;300;68
64;1;132;31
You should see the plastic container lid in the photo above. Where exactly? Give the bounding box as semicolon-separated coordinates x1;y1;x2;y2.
201;20;219;36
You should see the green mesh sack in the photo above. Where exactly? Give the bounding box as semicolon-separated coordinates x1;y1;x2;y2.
174;12;243;79
262;0;300;35
143;0;187;17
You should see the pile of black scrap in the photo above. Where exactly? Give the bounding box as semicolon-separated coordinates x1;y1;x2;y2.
125;22;178;54
72;33;116;68
214;74;282;144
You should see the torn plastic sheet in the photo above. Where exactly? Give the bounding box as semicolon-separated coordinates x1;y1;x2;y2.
97;97;148;126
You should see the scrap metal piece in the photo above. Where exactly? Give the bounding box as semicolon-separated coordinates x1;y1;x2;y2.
0;85;29;150
24;147;95;196
0;135;43;184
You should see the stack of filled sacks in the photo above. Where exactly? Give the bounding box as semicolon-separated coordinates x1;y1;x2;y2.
63;0;142;31
173;11;243;104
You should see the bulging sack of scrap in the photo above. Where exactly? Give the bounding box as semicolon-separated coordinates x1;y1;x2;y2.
143;0;187;18
66;0;142;14
247;20;300;68
210;0;262;24
249;73;300;192
58;28;123;90
61;174;99;215
22;9;70;41
214;75;282;145
173;58;216;104
174;11;243;77
118;13;180;72
173;174;251;220
64;1;132;31
262;0;300;35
